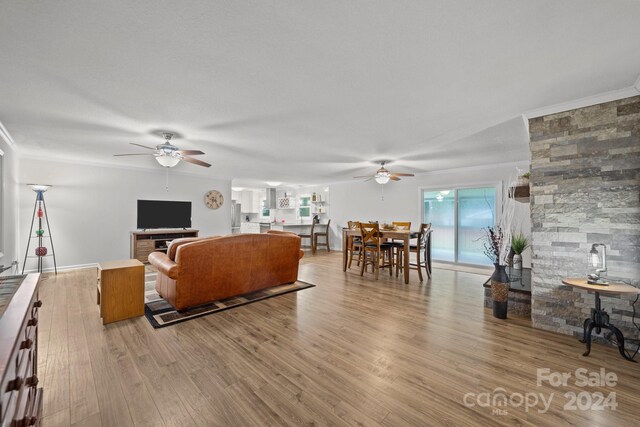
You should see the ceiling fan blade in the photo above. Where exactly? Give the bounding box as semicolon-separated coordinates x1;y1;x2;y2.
364;177;373;182
391;172;414;177
390;175;401;181
176;150;205;155
113;153;154;156
182;156;211;168
353;175;373;179
129;143;157;150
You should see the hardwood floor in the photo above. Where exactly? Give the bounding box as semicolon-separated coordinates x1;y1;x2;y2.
38;252;640;426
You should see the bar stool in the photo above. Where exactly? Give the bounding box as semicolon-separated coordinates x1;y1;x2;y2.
313;219;331;254
298;222;315;253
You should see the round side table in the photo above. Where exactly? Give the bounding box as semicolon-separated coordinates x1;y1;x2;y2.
562;278;640;362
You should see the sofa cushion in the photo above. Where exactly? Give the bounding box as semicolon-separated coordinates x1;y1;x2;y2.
167;236;218;260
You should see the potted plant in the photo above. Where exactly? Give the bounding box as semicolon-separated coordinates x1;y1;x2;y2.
516;172;530;186
510;233;530;270
482;226;509;319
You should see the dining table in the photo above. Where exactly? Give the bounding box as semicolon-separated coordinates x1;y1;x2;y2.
342;228;431;284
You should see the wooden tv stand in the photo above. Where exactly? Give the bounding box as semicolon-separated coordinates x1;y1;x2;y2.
130;229;199;263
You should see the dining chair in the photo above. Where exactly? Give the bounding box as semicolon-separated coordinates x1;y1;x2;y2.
390;222;411;276
359;222;394;280
347;221;363;268
313;219;331;254
395;223;432;281
298;222;316;253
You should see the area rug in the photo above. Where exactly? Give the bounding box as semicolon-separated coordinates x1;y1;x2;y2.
143;270;315;328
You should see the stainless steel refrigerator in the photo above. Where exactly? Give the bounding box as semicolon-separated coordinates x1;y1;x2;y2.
231;201;242;233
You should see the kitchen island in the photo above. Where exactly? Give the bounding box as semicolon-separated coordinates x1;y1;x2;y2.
240;222;328;233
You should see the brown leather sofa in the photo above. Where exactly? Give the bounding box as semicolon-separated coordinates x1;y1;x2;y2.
147;232;304;310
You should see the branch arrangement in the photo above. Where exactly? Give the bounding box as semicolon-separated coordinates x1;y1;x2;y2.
482;226;503;264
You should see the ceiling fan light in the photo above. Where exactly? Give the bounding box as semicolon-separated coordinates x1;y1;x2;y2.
156;155;180;168
375;174;390;184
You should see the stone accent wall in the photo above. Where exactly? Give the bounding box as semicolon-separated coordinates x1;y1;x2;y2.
528;96;640;346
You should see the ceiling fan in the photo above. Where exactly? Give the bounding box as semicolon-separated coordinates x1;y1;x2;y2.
354;161;415;184
114;132;211;168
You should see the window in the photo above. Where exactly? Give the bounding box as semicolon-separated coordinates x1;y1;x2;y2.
422;186;496;265
298;196;311;218
261;199;270;218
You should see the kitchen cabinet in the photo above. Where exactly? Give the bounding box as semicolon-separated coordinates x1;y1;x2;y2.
240;222;261;233
240;190;264;213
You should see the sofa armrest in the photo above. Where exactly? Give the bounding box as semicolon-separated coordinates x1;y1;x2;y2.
299;250;304;259
148;252;179;280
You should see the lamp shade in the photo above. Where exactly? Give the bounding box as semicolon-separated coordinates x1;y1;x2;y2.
588;245;603;270
155;155;180;168
28;184;51;192
375;174;390;184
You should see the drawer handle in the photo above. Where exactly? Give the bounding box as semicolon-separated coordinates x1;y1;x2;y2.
27;318;38;327
33;300;43;308
6;376;23;392
20;339;33;350
25;375;39;387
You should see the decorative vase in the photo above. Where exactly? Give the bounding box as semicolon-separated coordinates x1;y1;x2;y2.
506;248;515;267
512;254;522;270
35;246;48;257
490;263;509;319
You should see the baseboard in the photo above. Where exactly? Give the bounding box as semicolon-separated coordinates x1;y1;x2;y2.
23;262;98;274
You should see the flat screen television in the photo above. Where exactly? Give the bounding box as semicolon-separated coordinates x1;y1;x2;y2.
137;200;192;229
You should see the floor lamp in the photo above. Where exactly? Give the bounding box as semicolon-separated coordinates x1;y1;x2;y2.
22;184;57;274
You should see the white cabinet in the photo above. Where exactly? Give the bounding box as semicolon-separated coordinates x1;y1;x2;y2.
240;190;262;213
270;223;285;232
240;223;261;234
254;191;264;213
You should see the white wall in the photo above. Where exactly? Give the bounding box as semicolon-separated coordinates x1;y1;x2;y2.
0;139;19;270
327;161;532;267
19;157;231;270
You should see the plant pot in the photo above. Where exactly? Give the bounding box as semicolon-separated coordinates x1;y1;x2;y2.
490;263;509;319
516;177;530;186
512;254;522;270
506;248;515;267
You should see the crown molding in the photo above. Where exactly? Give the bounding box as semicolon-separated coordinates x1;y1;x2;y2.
523;85;640;119
0;120;16;147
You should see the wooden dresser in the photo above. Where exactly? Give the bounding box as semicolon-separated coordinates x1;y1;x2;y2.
0;274;42;427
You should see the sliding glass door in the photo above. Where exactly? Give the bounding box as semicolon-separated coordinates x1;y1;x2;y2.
423;186;496;265
423;190;455;262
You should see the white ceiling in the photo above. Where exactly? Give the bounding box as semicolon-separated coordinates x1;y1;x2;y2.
1;1;639;185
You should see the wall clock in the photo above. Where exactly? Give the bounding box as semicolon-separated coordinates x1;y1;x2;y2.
204;190;224;210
